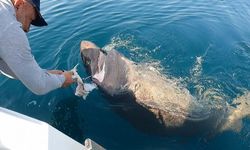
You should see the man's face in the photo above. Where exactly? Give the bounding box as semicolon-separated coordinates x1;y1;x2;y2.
15;0;36;32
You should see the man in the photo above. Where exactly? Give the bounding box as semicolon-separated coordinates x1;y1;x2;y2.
0;0;75;95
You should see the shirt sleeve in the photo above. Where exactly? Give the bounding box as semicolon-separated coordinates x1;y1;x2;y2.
0;23;65;95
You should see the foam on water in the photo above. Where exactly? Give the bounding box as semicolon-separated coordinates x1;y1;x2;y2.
27;100;37;106
102;34;140;52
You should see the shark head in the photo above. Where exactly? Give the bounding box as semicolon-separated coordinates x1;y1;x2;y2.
80;41;107;83
80;41;100;74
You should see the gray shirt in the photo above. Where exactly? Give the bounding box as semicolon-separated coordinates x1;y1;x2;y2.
0;0;65;95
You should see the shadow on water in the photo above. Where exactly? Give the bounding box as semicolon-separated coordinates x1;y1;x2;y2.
102;92;222;138
50;97;85;143
104;93;169;135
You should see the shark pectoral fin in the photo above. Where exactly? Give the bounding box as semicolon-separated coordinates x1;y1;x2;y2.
233;119;243;132
221;116;243;132
221;92;250;132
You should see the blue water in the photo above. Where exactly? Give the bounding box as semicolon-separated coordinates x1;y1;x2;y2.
1;0;250;149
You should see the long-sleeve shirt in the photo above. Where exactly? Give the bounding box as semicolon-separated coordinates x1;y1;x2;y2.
0;0;65;95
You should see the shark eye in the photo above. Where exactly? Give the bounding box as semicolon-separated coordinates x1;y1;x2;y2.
85;58;91;65
87;60;91;65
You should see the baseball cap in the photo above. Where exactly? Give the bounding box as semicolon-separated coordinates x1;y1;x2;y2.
27;0;48;26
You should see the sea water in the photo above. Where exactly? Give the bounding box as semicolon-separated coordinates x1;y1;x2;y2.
1;0;250;149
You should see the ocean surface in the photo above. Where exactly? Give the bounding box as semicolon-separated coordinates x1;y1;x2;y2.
1;0;250;149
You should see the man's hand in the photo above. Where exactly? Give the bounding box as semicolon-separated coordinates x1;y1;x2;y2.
61;71;74;88
48;70;75;88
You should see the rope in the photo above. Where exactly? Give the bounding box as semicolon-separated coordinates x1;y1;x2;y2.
83;75;92;81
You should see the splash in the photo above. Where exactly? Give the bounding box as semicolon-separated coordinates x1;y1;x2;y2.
102;34;142;52
192;56;203;82
102;34;162;63
190;44;211;84
188;44;227;105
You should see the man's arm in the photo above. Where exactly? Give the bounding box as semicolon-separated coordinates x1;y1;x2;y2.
0;22;72;95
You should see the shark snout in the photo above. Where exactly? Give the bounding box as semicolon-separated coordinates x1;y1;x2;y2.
80;41;99;52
